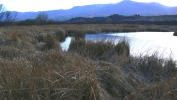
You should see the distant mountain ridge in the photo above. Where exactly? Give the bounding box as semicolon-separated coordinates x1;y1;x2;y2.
1;0;177;21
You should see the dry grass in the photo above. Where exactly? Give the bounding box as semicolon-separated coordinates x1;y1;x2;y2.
68;38;130;63
41;37;61;51
0;25;177;100
122;54;177;99
68;39;115;60
55;28;66;42
0;52;105;100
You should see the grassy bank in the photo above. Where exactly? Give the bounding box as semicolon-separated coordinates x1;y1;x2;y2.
0;24;177;100
1;24;177;39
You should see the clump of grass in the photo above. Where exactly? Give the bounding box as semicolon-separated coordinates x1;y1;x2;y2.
0;46;21;59
0;29;35;60
55;28;66;42
121;53;177;99
68;39;115;60
35;33;52;43
68;38;130;61
95;61;140;99
114;39;130;57
66;28;85;39
68;38;86;52
41;37;61;51
11;30;20;42
0;52;106;100
127;71;177;100
124;54;176;83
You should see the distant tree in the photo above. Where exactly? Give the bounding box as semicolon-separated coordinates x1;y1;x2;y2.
0;5;5;21
47;19;55;24
5;11;12;22
0;13;4;22
18;19;36;25
36;12;48;25
105;18;113;24
12;12;18;22
79;18;86;23
134;14;140;17
0;5;18;26
4;11;18;25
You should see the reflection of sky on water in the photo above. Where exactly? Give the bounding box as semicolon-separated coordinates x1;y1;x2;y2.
61;32;177;60
85;33;126;43
86;33;124;39
107;32;177;60
60;37;72;51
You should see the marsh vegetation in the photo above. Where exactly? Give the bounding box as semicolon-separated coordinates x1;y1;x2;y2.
0;24;176;100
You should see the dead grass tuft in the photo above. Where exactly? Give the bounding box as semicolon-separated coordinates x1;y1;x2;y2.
42;37;61;51
55;28;66;42
11;30;20;42
66;28;85;39
0;52;107;100
95;61;140;99
68;38;130;62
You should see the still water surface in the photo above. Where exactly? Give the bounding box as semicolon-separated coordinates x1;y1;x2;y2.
61;32;177;60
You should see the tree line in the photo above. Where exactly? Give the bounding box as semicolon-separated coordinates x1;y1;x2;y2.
1;8;177;26
0;7;50;26
0;6;18;26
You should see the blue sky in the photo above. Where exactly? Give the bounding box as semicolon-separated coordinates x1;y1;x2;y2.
0;0;177;12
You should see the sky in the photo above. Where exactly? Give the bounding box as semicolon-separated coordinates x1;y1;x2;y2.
0;0;177;12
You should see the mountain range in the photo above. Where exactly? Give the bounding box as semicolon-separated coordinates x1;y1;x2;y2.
1;0;177;21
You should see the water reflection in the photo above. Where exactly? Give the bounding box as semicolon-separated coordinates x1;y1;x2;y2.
60;32;177;60
107;32;177;59
85;33;125;41
60;37;72;51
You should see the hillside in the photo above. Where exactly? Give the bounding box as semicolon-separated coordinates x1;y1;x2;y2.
60;14;177;25
5;0;177;21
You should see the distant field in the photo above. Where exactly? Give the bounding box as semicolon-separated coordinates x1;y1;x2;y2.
1;24;177;34
0;24;176;100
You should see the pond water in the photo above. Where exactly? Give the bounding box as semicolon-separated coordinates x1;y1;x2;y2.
60;32;177;60
60;37;73;51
